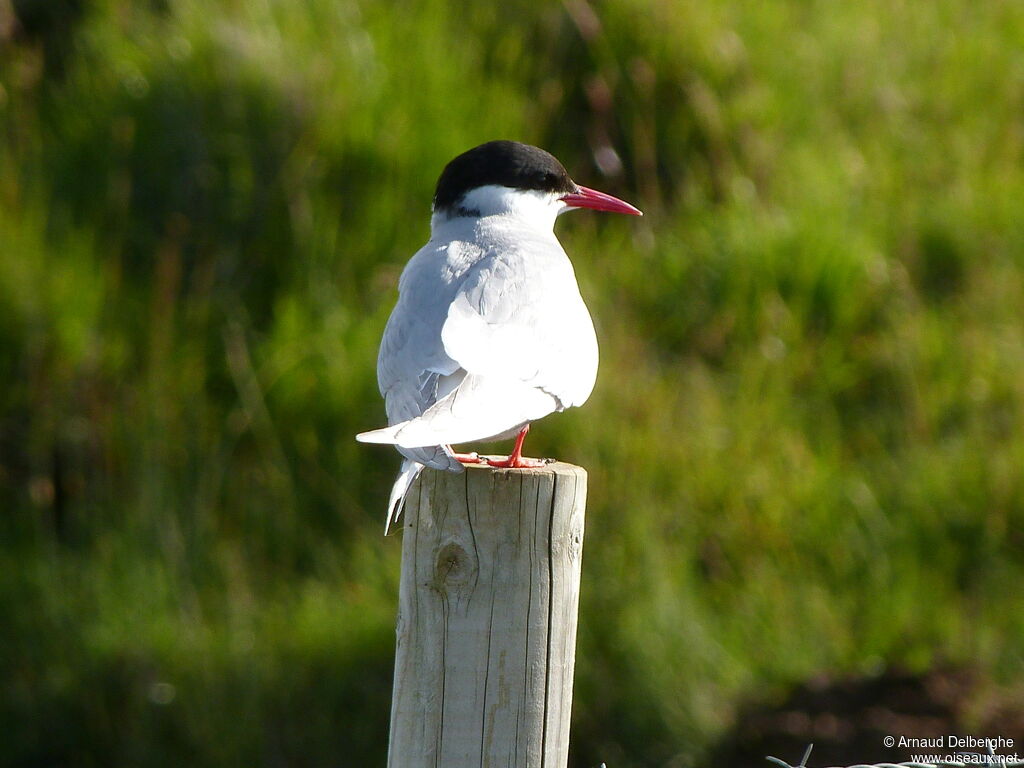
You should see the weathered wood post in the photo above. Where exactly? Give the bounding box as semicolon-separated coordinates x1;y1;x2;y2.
387;461;587;768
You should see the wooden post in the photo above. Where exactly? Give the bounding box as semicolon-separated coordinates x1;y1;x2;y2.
387;461;587;768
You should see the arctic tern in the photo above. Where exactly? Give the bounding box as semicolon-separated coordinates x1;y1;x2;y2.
356;140;641;533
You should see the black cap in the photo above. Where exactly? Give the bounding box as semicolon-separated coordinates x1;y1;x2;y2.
433;141;576;213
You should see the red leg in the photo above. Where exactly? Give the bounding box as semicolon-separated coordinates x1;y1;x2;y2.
486;425;547;469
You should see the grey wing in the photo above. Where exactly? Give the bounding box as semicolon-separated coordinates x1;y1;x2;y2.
376;242;469;470
369;234;598;452
371;239;599;450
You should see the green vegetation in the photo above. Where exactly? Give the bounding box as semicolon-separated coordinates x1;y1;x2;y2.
2;1;1023;765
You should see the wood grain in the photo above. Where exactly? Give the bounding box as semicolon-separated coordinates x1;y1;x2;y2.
387;462;587;768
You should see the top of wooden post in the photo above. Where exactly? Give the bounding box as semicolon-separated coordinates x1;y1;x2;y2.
457;459;586;477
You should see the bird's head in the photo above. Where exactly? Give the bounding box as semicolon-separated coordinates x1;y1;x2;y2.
431;140;641;230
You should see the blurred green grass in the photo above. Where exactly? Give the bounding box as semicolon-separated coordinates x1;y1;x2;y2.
2;0;1023;765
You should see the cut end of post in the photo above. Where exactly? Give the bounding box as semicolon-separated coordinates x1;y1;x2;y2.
463;458;585;475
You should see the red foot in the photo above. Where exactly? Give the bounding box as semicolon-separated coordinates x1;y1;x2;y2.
483;425;548;469
485;454;548;469
452;450;485;465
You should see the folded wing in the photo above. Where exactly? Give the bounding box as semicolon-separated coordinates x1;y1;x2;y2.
361;235;597;450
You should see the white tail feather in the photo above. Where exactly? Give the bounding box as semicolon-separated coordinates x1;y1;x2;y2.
356;425;402;444
359;375;557;449
384;460;423;536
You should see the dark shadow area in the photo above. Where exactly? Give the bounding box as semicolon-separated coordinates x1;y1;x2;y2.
708;667;1024;768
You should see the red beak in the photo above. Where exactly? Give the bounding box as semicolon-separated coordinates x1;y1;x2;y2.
560;185;643;216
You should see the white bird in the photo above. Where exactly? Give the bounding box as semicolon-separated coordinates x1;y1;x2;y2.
357;140;642;533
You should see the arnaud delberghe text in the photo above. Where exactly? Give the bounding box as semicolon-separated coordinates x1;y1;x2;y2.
898;735;1014;750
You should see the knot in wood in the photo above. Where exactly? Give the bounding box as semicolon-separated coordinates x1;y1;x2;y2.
568;525;583;561
433;541;476;590
552;518;585;562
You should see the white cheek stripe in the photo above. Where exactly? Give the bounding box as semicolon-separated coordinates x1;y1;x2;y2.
447;185;564;228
